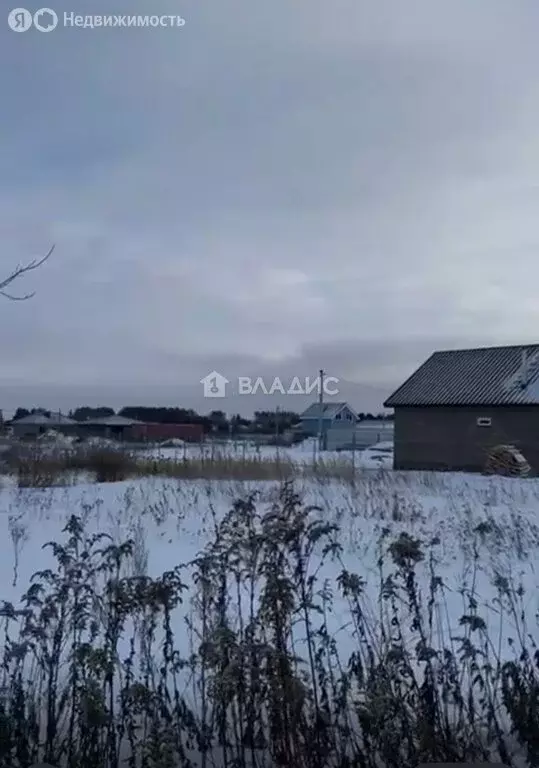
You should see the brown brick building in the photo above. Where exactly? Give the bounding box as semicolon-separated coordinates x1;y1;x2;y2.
384;344;539;473
128;422;205;442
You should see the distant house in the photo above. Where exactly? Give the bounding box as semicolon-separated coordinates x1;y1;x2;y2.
384;344;539;472
129;422;205;443
77;417;205;443
10;411;206;444
78;415;144;441
11;411;77;439
300;402;357;449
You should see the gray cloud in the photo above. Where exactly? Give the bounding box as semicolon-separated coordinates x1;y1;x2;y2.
1;0;539;417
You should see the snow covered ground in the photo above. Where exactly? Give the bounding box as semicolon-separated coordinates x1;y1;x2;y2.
0;458;537;764
1;466;538;666
139;437;395;469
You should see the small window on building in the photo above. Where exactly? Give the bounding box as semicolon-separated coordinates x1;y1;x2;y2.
335;413;341;420
476;417;492;427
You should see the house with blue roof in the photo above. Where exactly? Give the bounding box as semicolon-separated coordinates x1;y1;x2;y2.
299;401;357;449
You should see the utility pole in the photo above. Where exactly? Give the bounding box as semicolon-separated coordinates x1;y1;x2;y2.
317;368;324;452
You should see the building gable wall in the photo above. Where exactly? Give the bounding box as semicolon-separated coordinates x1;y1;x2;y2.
394;405;539;471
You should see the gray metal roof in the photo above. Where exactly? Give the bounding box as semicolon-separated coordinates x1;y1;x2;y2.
300;402;357;420
82;415;144;426
384;344;539;407
13;411;76;425
12;413;49;425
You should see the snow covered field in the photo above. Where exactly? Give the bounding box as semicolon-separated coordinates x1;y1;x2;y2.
1;467;538;659
0;462;537;764
139;437;395;469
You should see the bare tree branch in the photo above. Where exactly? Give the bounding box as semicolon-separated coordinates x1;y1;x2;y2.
0;245;55;301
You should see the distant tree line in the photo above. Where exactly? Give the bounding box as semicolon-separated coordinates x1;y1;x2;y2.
71;406;115;421
10;406;393;432
13;407;50;420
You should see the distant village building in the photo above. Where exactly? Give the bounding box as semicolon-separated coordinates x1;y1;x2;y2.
129;422;205;442
11;411;77;439
299;402;357;450
78;415;144;440
384;344;539;472
10;411;205;443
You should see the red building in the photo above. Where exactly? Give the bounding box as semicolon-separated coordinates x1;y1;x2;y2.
128;422;205;443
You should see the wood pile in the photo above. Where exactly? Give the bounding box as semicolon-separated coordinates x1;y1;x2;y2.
484;444;531;477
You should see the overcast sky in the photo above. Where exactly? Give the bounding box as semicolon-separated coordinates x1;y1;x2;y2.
1;0;539;416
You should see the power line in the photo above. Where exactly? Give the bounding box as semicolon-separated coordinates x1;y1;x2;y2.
317;368;324;452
